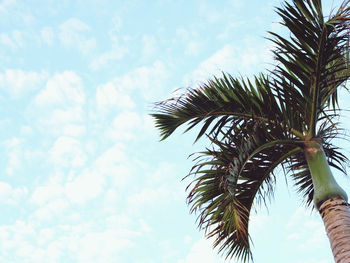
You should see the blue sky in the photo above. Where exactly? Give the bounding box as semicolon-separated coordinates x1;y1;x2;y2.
0;0;349;262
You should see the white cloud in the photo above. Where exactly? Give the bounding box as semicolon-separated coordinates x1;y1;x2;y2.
37;228;55;246
62;143;129;204
146;162;178;184
0;221;66;261
198;2;221;23
229;0;244;8
249;213;269;236
0;33;15;48
89;10;129;70
34;71;85;107
94;143;128;179
110;14;123;33
139;219;152;234
142;35;157;58
0;0;16;13
0;220;35;254
46;240;65;262
59;18;96;55
49;136;87;168
32;198;69;221
217;22;244;40
128;187;168;208
0;30;25;49
62;124;86;137
117;60;169;100
0;182;13;199
178;238;227;263
185;45;237;84
286;207;328;250
4;137;23;175
30;184;64;205
52;144;129;211
176;27;191;41
47;106;84;125
127;162;184;213
32;71;86;136
174;27;201;56
90;46;128;70
295;260;329;263
20;125;33;136
185;41;201;56
65;170;105;204
59;17;89;36
77;230;134;263
93;60;169;102
96;143;127;163
0;218;140;262
30;142;131;213
0;69;47;98
0;181;27;205
185;42;271;85
106;111;141;140
286;207;313;229
142;114;157;135
90;19;127;70
184;235;192;245
105;214;131;229
103;189;120;207
40;26;54;45
96;82;135;112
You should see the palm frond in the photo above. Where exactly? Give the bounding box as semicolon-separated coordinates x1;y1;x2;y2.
152;74;302;141
269;0;350;137
185;119;303;261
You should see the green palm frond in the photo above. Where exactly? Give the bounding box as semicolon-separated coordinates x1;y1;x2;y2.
269;0;350;137
152;74;303;141
184;118;304;261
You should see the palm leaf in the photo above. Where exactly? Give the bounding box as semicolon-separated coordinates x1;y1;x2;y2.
184;118;304;261
269;0;350;137
152;74;303;141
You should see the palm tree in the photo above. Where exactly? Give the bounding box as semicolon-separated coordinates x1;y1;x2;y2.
152;0;350;262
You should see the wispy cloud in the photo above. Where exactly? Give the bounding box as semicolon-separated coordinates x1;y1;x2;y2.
59;18;96;55
0;69;47;98
184;41;272;85
89;46;128;70
40;26;54;46
0;0;16;13
286;207;329;250
31;71;86;136
178;238;228;263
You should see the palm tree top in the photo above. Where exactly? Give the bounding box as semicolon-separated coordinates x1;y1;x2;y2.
152;0;350;261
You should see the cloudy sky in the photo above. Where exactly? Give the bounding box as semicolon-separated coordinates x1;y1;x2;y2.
0;0;349;262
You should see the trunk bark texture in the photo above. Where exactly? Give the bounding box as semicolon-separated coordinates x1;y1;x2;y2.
319;197;350;263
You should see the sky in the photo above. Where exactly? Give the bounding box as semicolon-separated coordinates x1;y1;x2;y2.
0;0;349;262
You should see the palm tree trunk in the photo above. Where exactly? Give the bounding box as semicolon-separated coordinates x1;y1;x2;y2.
304;139;347;209
319;197;350;263
304;139;350;262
